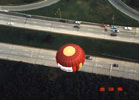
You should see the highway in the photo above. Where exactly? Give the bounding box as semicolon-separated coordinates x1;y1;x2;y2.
0;43;139;81
0;12;139;43
108;0;139;21
0;0;60;11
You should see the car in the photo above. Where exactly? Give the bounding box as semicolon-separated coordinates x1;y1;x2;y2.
112;64;118;67
124;27;132;30
25;14;32;18
59;20;66;23
75;21;82;24
111;29;120;33
73;25;80;29
111;26;118;29
104;28;108;31
110;33;117;36
1;10;9;12
101;24;106;28
7;21;14;25
85;55;93;60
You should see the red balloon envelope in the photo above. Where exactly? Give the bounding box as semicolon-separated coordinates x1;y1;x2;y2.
56;43;85;72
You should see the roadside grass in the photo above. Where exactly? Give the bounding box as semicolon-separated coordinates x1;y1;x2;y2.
0;25;139;62
21;0;139;27
0;0;43;5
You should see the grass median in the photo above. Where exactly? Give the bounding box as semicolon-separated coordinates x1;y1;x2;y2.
21;0;139;27
0;25;139;62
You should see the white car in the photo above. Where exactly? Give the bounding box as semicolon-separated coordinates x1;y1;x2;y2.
124;27;132;30
3;10;8;12
0;10;8;12
7;21;14;25
75;21;81;24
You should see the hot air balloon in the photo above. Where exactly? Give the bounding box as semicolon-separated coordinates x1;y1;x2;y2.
56;43;85;72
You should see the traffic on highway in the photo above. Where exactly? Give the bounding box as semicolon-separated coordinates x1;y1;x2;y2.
0;11;139;43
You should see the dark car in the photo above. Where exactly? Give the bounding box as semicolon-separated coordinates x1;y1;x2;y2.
110;33;117;36
112;64;118;67
59;20;66;23
73;25;80;29
104;28;108;31
85;55;93;60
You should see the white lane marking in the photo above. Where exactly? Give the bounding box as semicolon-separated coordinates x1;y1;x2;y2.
32;21;37;23
10;18;17;21
59;25;66;27
129;70;136;72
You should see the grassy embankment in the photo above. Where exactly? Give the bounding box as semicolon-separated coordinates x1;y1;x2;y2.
0;25;139;62
21;0;139;27
0;0;43;5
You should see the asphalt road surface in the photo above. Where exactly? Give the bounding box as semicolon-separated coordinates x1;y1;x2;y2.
0;43;139;81
108;0;139;21
0;12;139;43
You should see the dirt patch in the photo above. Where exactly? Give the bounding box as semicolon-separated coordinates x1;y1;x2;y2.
76;0;89;4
